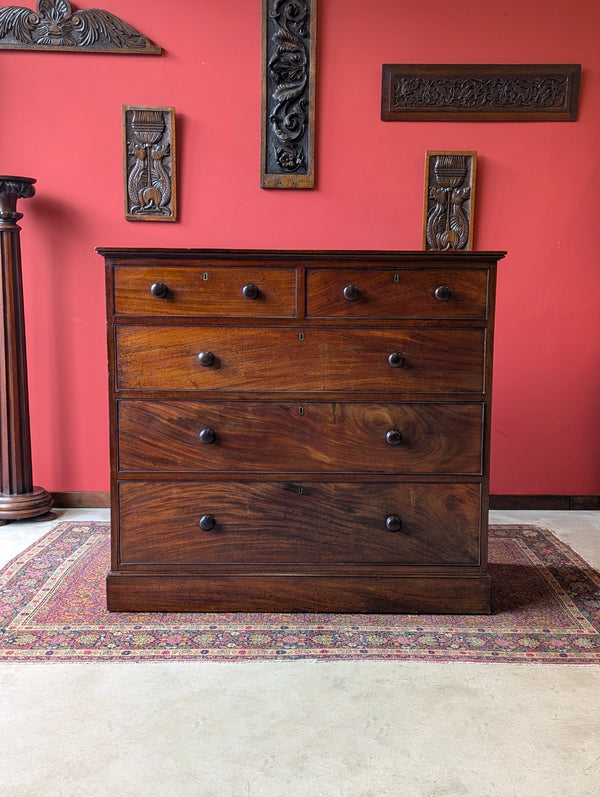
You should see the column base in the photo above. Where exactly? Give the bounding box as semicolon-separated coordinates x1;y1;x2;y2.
0;486;53;522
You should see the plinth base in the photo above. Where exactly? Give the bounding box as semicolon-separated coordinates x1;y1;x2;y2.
0;487;53;522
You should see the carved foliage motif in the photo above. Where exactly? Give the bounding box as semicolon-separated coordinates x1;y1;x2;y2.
123;106;176;222
382;65;581;121
423;152;477;252
261;0;316;188
0;0;160;53
395;76;570;111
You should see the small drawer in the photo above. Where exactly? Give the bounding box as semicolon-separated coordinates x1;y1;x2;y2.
113;266;297;317
117;400;484;475
118;481;481;566
306;268;488;319
116;326;485;394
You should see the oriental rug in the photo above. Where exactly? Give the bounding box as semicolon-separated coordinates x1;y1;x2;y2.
1;522;599;663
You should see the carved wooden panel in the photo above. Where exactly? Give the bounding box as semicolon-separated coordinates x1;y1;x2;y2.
261;0;317;188
123;106;176;222
423;152;477;252
0;1;160;53
382;65;580;121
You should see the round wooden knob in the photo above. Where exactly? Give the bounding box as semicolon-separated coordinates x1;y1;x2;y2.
343;284;359;301
199;428;216;444
387;352;405;368
199;515;216;531
198;351;215;367
434;285;452;302
386;515;403;532
385;430;403;446
242;283;259;299
150;282;168;298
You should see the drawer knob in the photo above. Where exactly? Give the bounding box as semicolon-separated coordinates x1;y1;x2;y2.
199;428;216;444
150;282;168;298
343;284;359;301
199;514;216;531
387;352;405;368
242;283;259;300
434;285;452;302
198;351;215;367
385;429;403;446
386;515;403;533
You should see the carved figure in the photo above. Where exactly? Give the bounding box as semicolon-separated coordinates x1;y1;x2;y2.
126;110;172;217
0;0;159;52
425;154;475;251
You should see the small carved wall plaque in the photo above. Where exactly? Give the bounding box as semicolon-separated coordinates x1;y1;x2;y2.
0;1;161;53
382;65;580;121
423;151;477;251
123;106;176;222
261;0;317;188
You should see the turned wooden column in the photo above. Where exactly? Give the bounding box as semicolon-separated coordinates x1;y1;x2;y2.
0;176;52;521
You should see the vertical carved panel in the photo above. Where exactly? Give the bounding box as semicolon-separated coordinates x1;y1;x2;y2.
423;152;477;251
261;0;317;189
123;106;176;222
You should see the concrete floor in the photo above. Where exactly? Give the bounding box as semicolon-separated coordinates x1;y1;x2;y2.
1;509;599;796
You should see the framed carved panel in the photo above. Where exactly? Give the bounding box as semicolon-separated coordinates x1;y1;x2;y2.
123;106;176;222
261;0;317;188
423;151;477;252
382;64;581;122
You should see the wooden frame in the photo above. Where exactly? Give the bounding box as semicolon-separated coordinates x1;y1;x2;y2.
423;151;477;252
261;0;317;188
122;105;177;222
0;1;161;53
382;64;581;122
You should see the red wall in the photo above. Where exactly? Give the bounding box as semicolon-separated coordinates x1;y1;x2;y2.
1;0;598;495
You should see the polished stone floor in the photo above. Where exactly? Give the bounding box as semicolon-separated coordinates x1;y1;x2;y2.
1;509;599;796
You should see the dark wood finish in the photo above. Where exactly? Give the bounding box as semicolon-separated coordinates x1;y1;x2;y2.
381;64;581;122
114;266;297;316
0;1;161;53
489;495;600;511
423;152;477;252
118;400;484;474
106;573;492;614
261;0;317;188
115;327;486;394
51;491;110;508
306;266;487;317
98;248;505;613
0;177;52;522
123;106;176;222
119;481;481;566
46;491;600;512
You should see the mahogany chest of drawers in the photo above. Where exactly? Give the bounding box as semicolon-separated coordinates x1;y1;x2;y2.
98;248;504;613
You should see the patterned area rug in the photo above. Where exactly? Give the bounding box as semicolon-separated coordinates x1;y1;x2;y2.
1;522;599;663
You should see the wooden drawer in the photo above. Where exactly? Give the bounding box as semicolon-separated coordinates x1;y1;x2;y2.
118;481;482;566
116;326;485;394
113;266;297;317
306;268;488;319
117;400;484;474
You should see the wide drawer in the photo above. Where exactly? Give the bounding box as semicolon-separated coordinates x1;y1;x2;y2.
117;400;484;474
118;481;482;565
113;266;297;317
306;268;488;318
115;326;485;393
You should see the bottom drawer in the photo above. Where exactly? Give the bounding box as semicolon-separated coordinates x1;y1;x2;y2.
118;481;482;566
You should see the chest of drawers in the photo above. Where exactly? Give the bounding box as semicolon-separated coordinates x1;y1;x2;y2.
98;248;504;613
